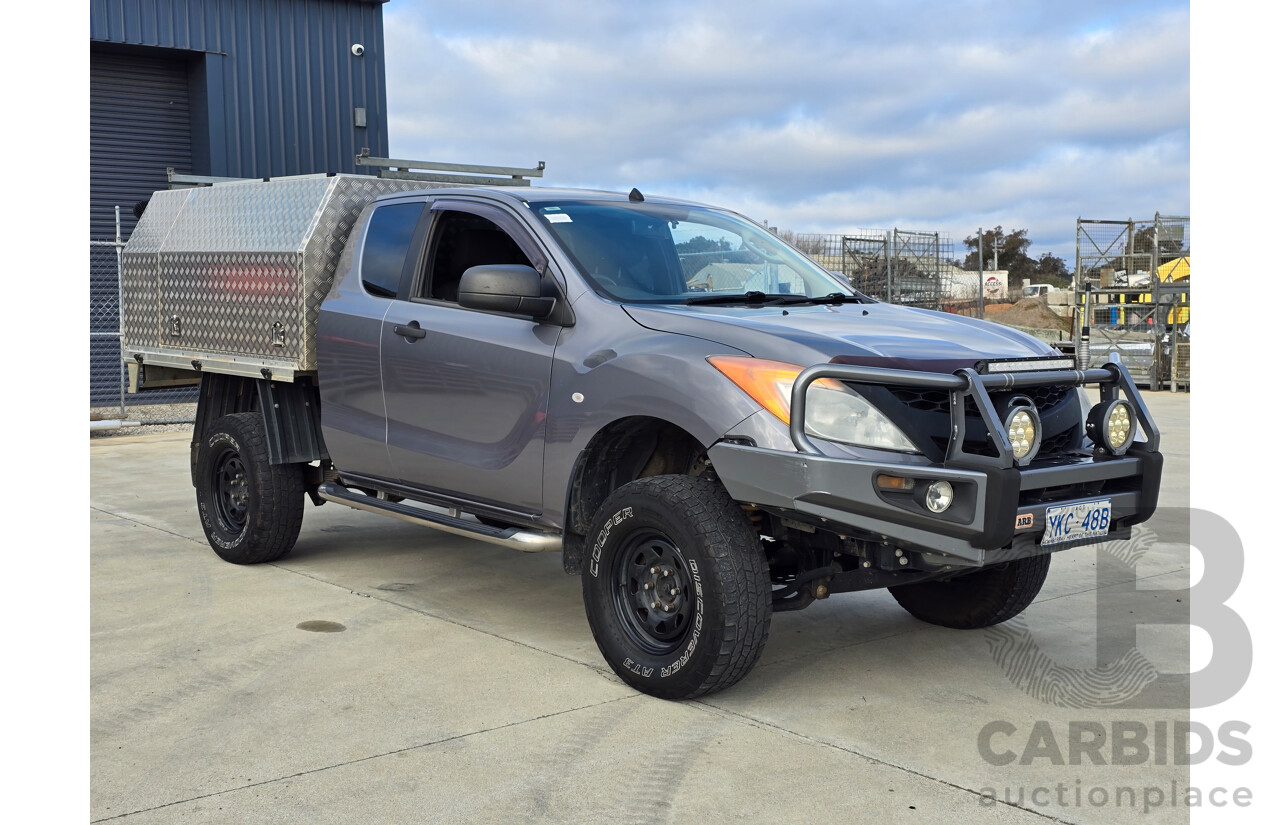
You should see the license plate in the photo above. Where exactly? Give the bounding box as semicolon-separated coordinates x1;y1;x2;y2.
1041;499;1112;547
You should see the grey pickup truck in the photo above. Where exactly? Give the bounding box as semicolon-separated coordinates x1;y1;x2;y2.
122;173;1162;700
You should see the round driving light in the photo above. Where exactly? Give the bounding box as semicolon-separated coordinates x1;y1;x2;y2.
1003;406;1041;465
1089;399;1136;454
925;480;954;513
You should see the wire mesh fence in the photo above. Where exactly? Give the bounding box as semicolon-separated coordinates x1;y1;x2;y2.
89;236;126;416
90;207;197;425
786;229;954;310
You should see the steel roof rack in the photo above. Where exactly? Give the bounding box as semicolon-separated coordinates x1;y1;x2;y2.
164;152;547;189
355;149;545;186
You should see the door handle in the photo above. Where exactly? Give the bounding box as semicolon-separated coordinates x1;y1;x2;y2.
394;322;427;340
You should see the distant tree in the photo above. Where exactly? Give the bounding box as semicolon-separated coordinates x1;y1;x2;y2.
961;226;1073;287
961;227;1034;282
674;235;732;254
1031;253;1070;288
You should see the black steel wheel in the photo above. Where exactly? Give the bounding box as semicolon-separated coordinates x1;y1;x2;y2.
195;412;304;564
582;475;771;700
211;452;250;532
610;531;697;656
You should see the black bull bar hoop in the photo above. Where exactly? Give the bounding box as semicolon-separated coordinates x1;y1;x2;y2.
788;353;1161;467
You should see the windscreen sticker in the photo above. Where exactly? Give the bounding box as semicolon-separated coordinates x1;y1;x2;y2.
545;213;573;223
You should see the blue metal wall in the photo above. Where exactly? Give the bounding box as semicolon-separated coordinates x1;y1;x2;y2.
89;0;391;178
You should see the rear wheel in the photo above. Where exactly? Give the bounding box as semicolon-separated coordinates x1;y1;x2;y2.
888;554;1051;629
196;412;304;564
582;476;771;700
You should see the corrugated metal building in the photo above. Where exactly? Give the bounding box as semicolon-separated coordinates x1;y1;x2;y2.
89;0;393;406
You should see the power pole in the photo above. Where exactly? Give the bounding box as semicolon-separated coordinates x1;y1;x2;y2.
977;229;985;320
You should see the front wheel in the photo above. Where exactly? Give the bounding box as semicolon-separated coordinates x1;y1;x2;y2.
582;476;771;700
195;412;304;564
888;553;1051;629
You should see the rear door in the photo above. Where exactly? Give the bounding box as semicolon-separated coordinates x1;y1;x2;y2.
380;200;560;515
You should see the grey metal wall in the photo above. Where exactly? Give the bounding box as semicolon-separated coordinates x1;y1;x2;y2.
89;0;391;179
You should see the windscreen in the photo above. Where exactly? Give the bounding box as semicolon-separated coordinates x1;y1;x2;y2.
531;200;854;303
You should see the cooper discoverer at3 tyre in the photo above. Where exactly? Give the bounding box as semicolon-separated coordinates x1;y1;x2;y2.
888;553;1052;629
581;475;771;700
195;412;305;565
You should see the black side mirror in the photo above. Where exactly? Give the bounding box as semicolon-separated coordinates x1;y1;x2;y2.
457;264;556;318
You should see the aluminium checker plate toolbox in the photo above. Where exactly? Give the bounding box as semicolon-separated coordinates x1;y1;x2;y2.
121;174;433;380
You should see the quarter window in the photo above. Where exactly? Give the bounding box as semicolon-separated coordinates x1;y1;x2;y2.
361;202;425;297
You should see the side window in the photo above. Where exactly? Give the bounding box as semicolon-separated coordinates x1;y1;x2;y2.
421;211;534;303
361;202;425;297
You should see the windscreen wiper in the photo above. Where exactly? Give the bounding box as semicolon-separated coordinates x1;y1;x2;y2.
775;292;870;306
683;291;787;306
684;291;867;307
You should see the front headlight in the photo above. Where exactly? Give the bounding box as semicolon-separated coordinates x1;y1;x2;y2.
708;356;920;453
804;381;919;451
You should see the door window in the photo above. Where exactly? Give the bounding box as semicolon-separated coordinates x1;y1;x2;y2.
421;211;534;303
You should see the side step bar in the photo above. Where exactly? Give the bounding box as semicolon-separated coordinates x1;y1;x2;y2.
317;482;562;553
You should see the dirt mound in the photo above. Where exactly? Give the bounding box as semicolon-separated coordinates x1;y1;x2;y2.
983;303;1013;314
988;297;1071;332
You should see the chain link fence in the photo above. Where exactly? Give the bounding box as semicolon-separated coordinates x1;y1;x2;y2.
90;206;196;426
90;232;126;416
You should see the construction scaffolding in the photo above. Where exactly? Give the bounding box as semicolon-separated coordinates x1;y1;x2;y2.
1073;214;1191;390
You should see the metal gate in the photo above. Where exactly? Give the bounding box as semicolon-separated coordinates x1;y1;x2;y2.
836;230;943;307
888;230;943;308
90;208;127;414
841;234;889;297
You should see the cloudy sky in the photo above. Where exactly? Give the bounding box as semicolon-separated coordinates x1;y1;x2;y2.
382;1;1189;264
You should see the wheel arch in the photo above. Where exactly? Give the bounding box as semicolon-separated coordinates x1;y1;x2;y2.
560;416;710;574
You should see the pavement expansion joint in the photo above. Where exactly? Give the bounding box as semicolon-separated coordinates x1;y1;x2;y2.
691;701;1077;824
90;505;208;547
1033;564;1191;606
90;694;642;823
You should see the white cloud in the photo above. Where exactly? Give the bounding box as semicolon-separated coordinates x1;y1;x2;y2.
383;1;1189;264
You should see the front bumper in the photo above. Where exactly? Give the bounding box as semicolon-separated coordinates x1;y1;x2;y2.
709;356;1163;567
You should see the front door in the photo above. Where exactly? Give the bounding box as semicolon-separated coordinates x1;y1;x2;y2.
380;202;559;515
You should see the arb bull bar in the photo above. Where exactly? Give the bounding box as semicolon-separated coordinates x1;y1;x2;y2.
709;354;1163;567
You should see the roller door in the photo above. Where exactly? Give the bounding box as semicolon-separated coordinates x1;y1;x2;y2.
90;50;193;407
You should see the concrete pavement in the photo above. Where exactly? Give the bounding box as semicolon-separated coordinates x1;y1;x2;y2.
91;391;1192;824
